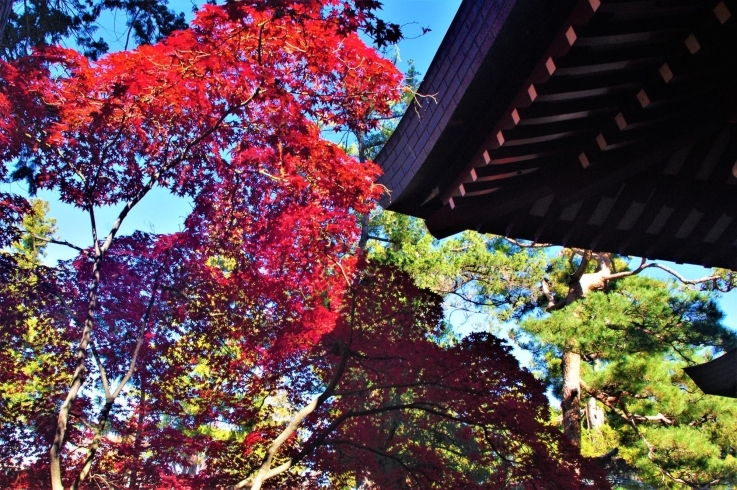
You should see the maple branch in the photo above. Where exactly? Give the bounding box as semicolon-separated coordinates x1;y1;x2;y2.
333;366;468;396
257;169;286;182
72;255;167;490
71;400;115;490
89;113;130;200
50;201;106;487
31;234;87;253
57;147;87;186
51;208;104;489
88;204;102;258
410;90;438;119
33;273;81;328
128;368;147;490
68;411;96;432
89;341;111;399
481;427;516;464
328;256;352;287
327;439;429;484
99;88;261;257
287;399;504;477
257;20;267;66
233;340;351;490
112;251;168;399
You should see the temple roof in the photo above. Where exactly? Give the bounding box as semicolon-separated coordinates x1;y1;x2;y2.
377;0;737;270
684;348;737;397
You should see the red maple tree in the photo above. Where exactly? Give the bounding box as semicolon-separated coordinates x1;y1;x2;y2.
0;2;606;489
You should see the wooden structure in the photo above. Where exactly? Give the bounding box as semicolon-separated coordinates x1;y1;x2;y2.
684;348;737;397
377;0;737;270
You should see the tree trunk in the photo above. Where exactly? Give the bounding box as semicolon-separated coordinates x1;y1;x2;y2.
553;252;613;449
356;130;371;251
586;397;606;429
561;350;581;449
0;0;12;44
50;252;104;489
128;370;146;489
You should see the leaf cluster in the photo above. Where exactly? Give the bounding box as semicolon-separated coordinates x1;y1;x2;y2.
368;211;550;322
1;0;188;61
0;1;406;487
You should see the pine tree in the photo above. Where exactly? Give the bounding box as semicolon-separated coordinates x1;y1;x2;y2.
368;211;737;487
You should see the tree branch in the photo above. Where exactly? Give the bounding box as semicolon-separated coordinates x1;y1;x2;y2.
72;251;169;490
570;250;591;283
366;234;393;244
327;439;428;484
602;259;722;286
89;341;111;399
541;278;561;311
99;87;261;258
503;237;552;249
233;339;351;490
32;234;87;254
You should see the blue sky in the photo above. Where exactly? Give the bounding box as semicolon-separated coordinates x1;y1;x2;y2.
372;1;464;75
7;0;735;331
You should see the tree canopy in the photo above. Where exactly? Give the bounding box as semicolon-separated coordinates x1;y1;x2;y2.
368;211;737;488
0;0;404;61
0;0;187;60
0;1;604;488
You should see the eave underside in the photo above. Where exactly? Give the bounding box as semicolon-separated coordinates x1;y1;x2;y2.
379;0;737;270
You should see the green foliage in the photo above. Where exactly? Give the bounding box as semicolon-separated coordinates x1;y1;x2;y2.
579;351;737;488
369;207;737;487
521;275;735;391
521;275;737;488
0;200;72;470
367;210;549;322
1;0;187;60
11;198;56;267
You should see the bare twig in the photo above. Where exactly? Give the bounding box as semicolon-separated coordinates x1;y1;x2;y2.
366;234;393;244
32;234;87;254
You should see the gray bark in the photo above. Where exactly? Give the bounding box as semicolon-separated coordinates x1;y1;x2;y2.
586;397;606;429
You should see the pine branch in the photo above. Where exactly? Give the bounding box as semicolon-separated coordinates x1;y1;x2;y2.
503;237;552;249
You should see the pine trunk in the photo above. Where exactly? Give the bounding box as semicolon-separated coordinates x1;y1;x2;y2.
557;252;612;449
561;350;581;449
